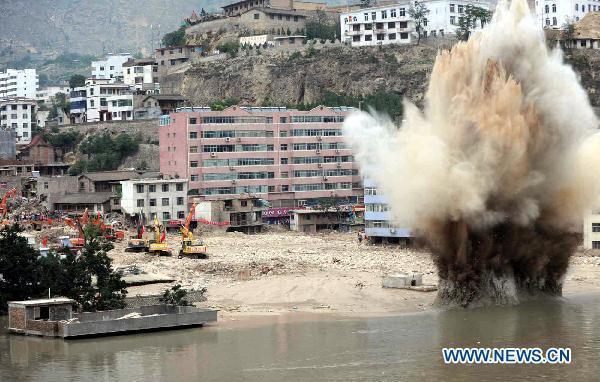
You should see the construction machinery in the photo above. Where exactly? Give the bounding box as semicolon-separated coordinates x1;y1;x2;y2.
64;217;85;251
147;217;171;256
0;188;17;227
178;203;208;259
126;220;149;252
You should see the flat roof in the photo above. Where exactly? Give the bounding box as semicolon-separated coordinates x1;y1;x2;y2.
9;297;75;306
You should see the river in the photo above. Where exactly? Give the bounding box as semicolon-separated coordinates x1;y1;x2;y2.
1;294;599;381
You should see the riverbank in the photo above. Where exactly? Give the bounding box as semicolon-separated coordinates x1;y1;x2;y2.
107;229;600;326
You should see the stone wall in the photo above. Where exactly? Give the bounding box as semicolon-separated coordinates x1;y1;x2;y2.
8;307;25;331
61;119;160;144
124;289;207;308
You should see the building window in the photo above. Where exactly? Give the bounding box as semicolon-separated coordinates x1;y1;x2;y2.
254;13;259;19
364;12;369;21
268;186;275;192
190;146;198;153
163;212;170;220
365;35;372;41
280;144;288;151
178;211;185;219
281;158;288;165
282;185;289;192
177;196;184;205
294;16;299;22
399;7;405;16
391;9;397;17
552;4;556;12
190;161;198;168
162;198;169;206
423;18;428;27
353;35;361;42
592;223;600;232
593;241;600;249
450;16;456;25
191;175;199;181
545;18;550;26
189;117;197;124
190;132;198;139
137;199;144;207
371;11;376;20
377;34;384;41
388;22;395;28
552;17;557;25
136;185;144;193
176;183;184;191
581;40;587;47
450;3;455;12
381;10;387;19
458;5;464;13
150;198;156;206
162;184;169;192
389;33;396;40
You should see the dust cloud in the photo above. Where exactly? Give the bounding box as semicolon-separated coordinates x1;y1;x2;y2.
343;0;600;306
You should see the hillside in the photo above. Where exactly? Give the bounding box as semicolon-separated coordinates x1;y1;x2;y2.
162;43;600;115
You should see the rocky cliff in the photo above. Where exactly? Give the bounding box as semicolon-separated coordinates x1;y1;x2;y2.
164;43;600;115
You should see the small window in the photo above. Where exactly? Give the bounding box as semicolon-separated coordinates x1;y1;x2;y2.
189;132;198;139
163;212;170;220
176;183;184;191
149;184;156;192
162;198;169;206
162;184;169;192
150;198;156;206
280;144;288;151
178;211;185;219
365;35;372;41
136;185;144;193
593;241;600;249
254;13;259;19
282;185;289;192
268;186;275;193
281;158;288;165
189;117;197;124
177;196;184;205
241;200;248;207
137;199;144;207
190;161;198;168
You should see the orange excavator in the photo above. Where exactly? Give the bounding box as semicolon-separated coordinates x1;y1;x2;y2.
90;211;124;241
178;203;207;259
64;216;85;250
0;188;17;227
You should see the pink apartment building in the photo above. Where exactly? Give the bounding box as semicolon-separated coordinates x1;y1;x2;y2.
159;105;363;207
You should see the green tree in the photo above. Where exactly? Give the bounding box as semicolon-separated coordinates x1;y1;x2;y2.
408;1;430;45
305;10;339;41
69;74;86;88
0;225;42;312
162;26;187;47
562;20;575;51
360;0;374;8
159;284;192;306
217;41;240;58
456;5;492;41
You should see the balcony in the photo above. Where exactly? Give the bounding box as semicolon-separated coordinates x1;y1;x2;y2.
346;29;362;35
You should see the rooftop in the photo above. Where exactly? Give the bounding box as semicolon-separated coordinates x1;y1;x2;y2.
575;12;600;40
80;170;140;182
9;297;75;307
122;58;156;67
54;192;114;204
143;94;186;102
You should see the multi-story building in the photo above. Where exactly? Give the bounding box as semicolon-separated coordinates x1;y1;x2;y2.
36;84;71;105
69;86;87;124
340;0;495;46
584;208;600;249
154;45;204;83
536;0;598;29
91;53;133;81
85;78;134;122
122;58;158;92
160;105;363;207
0;69;38;99
0;98;36;144
194;196;266;233
120;178;189;224
364;177;411;244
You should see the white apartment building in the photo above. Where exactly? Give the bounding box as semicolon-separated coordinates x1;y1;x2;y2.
91;53;132;81
239;34;274;46
0;98;36;144
583;209;600;249
535;0;599;29
36;84;71;104
85;78;134;122
0;69;39;99
122;58;158;92
340;0;495;46
120;178;189;223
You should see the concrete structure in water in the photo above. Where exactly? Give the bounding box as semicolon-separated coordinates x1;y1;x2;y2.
364;177;411;244
8;298;217;338
160;105;362;208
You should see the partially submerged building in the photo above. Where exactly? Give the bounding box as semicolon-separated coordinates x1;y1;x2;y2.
8;297;217;338
194;195;266;233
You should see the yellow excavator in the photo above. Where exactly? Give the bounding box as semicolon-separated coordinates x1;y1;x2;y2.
147;217;171;256
178;203;208;259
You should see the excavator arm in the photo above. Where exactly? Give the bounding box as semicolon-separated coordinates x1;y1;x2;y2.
0;188;17;217
181;203;196;241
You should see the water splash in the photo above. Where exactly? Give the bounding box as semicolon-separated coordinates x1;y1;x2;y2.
343;0;600;306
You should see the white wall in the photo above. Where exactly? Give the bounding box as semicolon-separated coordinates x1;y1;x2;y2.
120;179;189;222
0;99;36;144
0;69;38;99
340;0;495;46
123;65;155;90
91;54;132;80
535;0;597;29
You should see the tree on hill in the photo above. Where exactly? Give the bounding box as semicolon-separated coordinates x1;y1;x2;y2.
162;26;187;47
456;5;492;41
561;20;576;51
69;74;86;88
305;10;339;41
409;1;430;45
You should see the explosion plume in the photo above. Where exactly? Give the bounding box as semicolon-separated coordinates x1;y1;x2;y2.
343;0;600;306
